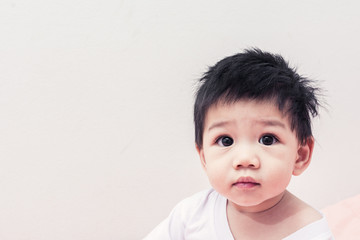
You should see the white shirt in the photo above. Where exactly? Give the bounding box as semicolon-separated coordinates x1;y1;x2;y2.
144;189;334;240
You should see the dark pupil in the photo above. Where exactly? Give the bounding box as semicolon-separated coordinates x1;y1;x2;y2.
222;137;233;146
262;136;273;145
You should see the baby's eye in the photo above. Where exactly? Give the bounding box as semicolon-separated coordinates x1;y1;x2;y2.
259;135;278;146
216;136;234;147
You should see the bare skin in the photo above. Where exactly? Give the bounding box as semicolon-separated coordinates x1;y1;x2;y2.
227;190;322;240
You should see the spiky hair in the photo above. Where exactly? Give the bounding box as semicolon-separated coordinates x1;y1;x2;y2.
194;48;320;148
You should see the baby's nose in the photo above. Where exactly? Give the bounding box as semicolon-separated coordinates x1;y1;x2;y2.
232;146;260;169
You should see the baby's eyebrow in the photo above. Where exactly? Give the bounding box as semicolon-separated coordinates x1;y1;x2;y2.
207;121;232;131
256;119;286;128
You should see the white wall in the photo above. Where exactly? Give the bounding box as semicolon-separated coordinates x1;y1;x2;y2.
1;0;359;239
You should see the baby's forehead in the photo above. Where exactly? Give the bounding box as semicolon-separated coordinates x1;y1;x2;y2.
204;98;294;128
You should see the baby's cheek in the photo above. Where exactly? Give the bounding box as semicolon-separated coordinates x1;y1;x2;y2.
266;167;293;190
206;167;227;187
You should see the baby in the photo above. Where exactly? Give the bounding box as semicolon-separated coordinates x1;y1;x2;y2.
144;48;334;239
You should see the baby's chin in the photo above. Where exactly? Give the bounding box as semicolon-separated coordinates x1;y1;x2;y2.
226;192;287;213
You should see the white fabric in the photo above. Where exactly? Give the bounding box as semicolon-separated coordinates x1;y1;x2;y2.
144;189;334;240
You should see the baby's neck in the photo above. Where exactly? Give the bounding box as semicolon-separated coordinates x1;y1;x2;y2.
226;191;321;240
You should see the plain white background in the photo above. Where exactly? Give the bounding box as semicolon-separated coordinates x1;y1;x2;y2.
1;0;359;239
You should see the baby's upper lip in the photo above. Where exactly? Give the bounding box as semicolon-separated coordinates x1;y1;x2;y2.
234;176;260;185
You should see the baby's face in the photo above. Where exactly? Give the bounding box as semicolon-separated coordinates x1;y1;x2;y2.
197;99;306;213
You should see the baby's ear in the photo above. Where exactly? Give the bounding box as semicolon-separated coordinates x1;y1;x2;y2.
293;137;314;176
196;144;207;170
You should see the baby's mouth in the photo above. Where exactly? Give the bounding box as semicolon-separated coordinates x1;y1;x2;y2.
233;177;260;189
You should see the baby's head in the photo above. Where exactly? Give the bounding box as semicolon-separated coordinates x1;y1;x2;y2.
194;49;322;212
194;48;320;149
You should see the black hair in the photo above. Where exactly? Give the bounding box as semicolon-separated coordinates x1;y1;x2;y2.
194;48;320;148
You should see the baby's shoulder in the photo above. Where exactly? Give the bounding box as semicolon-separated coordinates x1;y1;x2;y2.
144;189;224;239
171;188;225;224
174;188;221;214
167;188;223;232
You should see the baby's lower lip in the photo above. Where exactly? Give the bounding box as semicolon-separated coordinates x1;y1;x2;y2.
233;182;260;189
